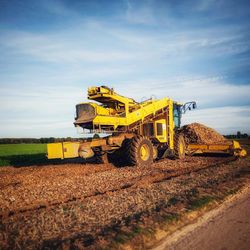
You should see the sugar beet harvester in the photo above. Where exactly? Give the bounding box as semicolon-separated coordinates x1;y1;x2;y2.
47;86;246;166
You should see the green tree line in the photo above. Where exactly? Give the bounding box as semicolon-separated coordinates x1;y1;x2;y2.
0;137;81;144
225;131;249;139
0;131;248;144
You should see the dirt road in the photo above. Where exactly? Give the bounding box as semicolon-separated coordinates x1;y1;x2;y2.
154;185;250;250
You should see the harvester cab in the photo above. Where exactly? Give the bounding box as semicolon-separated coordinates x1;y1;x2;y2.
173;101;197;129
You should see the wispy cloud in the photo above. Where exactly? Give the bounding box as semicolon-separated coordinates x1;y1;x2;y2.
182;105;250;134
125;0;156;25
0;31;139;63
118;76;250;108
40;0;77;17
1;24;248;67
0;86;84;137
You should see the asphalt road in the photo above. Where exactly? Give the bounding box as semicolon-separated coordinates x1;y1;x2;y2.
154;185;250;250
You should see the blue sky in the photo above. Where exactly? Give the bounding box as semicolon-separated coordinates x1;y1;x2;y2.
0;0;250;137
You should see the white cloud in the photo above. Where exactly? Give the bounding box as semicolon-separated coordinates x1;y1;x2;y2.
40;0;77;17
182;105;250;134
0;31;138;63
0;119;75;138
0;86;84;137
0;85;84;114
118;76;250;107
194;0;218;12
125;0;156;25
1;21;246;67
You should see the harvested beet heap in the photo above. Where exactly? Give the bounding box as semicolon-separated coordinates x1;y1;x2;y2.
181;123;227;144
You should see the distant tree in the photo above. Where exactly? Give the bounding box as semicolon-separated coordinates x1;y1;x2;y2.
243;133;248;138
237;131;241;138
49;137;55;143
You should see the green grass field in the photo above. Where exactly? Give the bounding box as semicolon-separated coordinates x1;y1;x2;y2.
0;144;47;167
0;144;46;156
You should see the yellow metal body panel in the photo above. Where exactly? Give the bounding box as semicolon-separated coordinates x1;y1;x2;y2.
90;138;107;147
188;144;209;150
154;119;167;143
209;145;230;151
63;142;80;158
88;86;110;95
232;140;240;149
47;142;80;159
168;99;174;149
93;116;127;128
93;98;170;126
236;148;247;157
187;140;247;157
77;102;113;116
232;140;247;157
91;103;110;115
92;97;175;148
88;86;136;105
187;143;230;152
47;143;64;159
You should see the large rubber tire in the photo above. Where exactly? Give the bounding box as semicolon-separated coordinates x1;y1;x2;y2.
174;133;186;160
127;136;154;167
94;149;109;164
152;146;158;160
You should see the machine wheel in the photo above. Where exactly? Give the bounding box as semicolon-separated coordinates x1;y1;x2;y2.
174;133;186;159
128;136;154;167
153;146;158;160
94;149;109;164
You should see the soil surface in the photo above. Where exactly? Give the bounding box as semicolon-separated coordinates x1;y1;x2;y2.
0;156;249;249
0;156;231;215
154;185;250;250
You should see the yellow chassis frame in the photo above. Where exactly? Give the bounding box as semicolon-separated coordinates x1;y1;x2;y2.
187;140;247;157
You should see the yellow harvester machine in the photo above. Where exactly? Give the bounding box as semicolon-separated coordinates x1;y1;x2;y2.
47;86;246;166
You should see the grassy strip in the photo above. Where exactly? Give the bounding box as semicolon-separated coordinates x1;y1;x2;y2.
0;144;47;166
108;198;216;250
0;144;46;156
189;196;215;210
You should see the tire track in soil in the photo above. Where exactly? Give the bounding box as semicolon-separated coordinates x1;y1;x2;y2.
0;156;236;218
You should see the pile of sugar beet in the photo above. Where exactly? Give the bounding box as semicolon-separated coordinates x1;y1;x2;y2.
180;123;228;144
